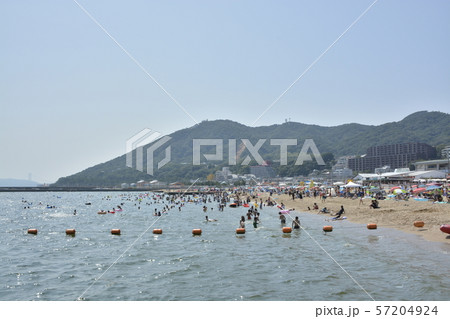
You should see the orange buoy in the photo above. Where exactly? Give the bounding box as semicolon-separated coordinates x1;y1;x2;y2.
153;229;163;234
367;223;377;230
28;229;38;235
111;229;121;235
192;229;202;236
282;227;292;233
236;228;245;234
323;225;333;232
66;229;76;235
414;221;425;228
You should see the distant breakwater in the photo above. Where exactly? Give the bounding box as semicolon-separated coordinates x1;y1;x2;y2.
0;187;219;195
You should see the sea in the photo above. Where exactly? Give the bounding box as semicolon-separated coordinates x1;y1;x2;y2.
1;191;449;301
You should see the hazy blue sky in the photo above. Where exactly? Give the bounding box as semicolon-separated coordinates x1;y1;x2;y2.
1;0;449;183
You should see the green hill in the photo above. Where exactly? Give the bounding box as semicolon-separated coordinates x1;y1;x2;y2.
52;111;449;187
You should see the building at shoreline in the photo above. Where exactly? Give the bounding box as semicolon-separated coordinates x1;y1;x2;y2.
413;159;449;172
441;145;450;159
348;142;436;173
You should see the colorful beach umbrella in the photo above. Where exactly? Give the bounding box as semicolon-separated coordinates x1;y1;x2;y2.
393;189;406;195
390;186;401;191
426;185;441;191
412;187;427;194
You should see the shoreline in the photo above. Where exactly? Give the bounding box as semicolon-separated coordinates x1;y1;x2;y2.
270;193;450;244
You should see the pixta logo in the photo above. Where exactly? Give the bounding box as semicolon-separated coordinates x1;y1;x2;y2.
193;138;325;166
126;130;325;175
126;128;171;175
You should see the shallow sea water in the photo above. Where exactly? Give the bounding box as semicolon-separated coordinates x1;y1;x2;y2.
0;192;449;301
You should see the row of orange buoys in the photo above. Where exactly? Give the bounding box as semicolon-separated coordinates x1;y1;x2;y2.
322;220;426;233
27;228;293;236
26;221;427;237
27;228;122;235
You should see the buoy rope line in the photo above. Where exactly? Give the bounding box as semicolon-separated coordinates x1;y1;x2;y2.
285;213;376;301
14;224;427;234
16;219;427;234
71;0;199;125
252;0;379;125
76;214;163;301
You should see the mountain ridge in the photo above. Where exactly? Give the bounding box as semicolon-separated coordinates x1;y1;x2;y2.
52;111;449;187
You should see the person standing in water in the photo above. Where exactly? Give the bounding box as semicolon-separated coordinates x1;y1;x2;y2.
279;212;286;224
292;216;301;229
240;216;245;228
253;214;259;228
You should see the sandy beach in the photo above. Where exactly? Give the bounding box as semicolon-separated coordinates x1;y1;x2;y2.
270;193;450;244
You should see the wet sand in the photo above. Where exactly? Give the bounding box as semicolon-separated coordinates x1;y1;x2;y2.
269;194;450;244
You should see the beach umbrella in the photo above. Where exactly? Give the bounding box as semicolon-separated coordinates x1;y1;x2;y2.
390;186;401;191
426;185;441;191
426;183;441;186
393;189;406;195
411;185;418;188
412;187;427;194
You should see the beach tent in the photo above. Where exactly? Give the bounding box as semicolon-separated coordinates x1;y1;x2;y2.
344;181;362;188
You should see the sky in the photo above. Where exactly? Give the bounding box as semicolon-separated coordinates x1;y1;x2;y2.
1;0;449;183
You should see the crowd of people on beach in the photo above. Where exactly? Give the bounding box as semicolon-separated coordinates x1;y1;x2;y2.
19;180;448;239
